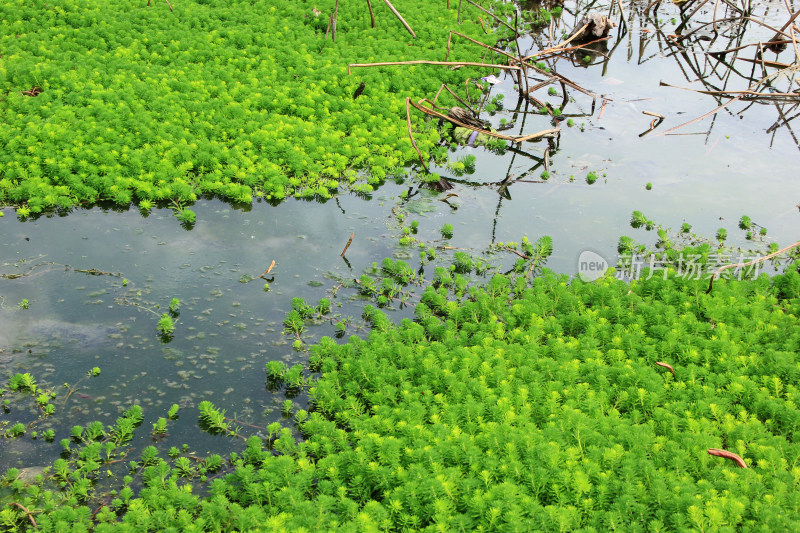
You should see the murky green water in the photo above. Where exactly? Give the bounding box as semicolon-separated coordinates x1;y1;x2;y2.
2;0;798;467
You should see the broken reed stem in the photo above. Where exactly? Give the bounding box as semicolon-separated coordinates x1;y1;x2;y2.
526;36;612;62
433;83;475;113
658;57;800;134
340;232;355;257
366;0;375;28
706;240;800;293
465;0;516;34
643;110;664;118
615;0;627;32
7;503;37;528
324;12;333;40
408;98;558;143
504;246;530;260
734;56;792;69
405;98;430;173
259;260;276;279
660;81;800;99
333;0;340;42
707;449;748;468
656;361;675;377
543;146;550;173
446;31;518;63
515;128;560;142
146;0;173;11
348;60;521;75
779;6;800;32
598;99;608;119
382;0;417;38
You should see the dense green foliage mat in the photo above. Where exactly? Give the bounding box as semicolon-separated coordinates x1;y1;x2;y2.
3;264;800;531
0;0;501;216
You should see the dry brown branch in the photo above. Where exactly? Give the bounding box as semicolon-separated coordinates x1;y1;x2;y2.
515;128;561;142
366;0;375;28
733;56;793;69
348;60;521;75
340;232;355;257
405;98;430;173
615;0;627;32
146;0;173;12
706;240;800;294
643;110;664;118
598;99;609;119
656;95;743;136
464;0;516;34
446;31;518;63
432;83;475;113
504;246;530;260
707;449;748;468
7;503;37;528
259;260;276;279
382;0;416;38
332;0;340;42
656;361;675;377
408;98;558;143
657;56;800;135
659;81;800;100
524;35;611;61
544;146;550;173
325;12;333;40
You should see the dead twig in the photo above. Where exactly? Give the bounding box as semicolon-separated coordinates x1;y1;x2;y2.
382;0;416;38
340;232;355;257
348;60;521;75
408;98;559;143
332;0;340;42
706;240;800;294
146;0;173;12
7;503;37;528
405;98;430;173
503;247;530;260
655;361;675;377
707;448;748;468
259;260;276;279
366;0;375;28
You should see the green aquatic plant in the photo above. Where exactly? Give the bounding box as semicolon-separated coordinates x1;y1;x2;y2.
151;417;168;437
441;223;454;239
175;208;196;225
739;215;752;230
716;228;728;241
198;401;235;437
4;235;800;530
0;0;508;219
156;313;175;336
646;182;653;190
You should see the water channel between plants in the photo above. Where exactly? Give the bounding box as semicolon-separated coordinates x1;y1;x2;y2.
1;0;798;470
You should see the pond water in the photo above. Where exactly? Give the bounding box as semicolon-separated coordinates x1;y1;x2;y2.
1;0;798;468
